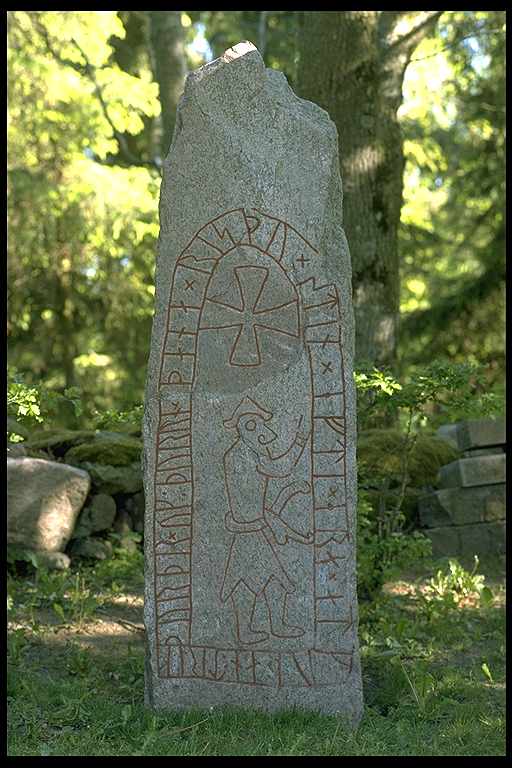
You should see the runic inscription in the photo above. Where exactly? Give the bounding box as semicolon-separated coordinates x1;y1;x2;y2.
150;207;355;690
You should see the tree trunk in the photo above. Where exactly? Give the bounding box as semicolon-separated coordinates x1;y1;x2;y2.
147;11;187;161
297;11;440;369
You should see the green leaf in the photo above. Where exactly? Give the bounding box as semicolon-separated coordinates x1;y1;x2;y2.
480;586;494;606
52;602;66;622
481;662;493;683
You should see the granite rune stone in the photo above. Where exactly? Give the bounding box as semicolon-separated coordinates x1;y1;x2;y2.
143;41;362;724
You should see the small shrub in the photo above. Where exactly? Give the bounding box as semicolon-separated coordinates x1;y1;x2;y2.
357;491;432;600
355;360;504;539
418;556;494;614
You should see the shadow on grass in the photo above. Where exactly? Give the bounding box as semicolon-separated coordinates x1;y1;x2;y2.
7;560;506;756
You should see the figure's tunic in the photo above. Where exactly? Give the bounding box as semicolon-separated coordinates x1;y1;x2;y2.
220;438;304;599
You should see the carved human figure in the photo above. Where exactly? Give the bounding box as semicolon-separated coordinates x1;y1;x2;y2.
220;396;313;645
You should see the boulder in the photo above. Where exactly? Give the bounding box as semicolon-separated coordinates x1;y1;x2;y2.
436;424;459;451
72;461;143;495
118;536;139;554
425;521;506;558
88;493;117;531
423;525;461;558
462;447;505;457
7;457;90;552
72;492;117;538
113;509;133;535
456;418;505;452
68;537;113;560
143;41;363;721
33;551;71;570
24;429;96;458
7;544;70;570
7;443;27;458
126;491;145;533
358;429;459;487
419;484;505;527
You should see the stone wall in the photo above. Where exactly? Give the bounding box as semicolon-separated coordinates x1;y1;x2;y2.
7;429;145;568
419;418;506;557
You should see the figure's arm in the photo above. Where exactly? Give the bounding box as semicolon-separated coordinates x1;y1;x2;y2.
257;428;309;478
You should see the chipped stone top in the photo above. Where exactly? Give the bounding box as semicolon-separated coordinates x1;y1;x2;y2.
160;41;342;269
178;40;334;136
185;40;259;88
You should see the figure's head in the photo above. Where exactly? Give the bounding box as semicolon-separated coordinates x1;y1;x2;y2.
237;413;277;452
223;396;277;453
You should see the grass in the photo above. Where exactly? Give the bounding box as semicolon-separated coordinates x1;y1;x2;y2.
7;546;506;756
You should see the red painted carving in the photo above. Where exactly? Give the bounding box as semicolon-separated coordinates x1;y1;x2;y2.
151;208;354;687
201;265;299;367
220;396;312;644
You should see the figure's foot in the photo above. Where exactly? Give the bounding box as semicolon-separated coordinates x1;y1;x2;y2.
238;629;269;646
270;623;304;639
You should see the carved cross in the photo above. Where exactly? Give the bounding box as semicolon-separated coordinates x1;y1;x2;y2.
200;265;299;366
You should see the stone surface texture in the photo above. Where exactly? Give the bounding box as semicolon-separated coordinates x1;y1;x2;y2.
456;418;505;452
7;457;90;552
73;493;118;538
33;550;71;571
436;424;459;451
419;484;506;527
69;537;113;560
7;443;27;458
425;521;506;557
438;455;505;489
143;42;362;723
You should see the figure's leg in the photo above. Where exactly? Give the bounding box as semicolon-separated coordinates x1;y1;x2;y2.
231;584;268;646
263;578;305;638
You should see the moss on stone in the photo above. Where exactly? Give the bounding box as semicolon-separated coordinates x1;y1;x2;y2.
64;434;142;467
358;428;460;488
24;429;96;457
70;461;143;495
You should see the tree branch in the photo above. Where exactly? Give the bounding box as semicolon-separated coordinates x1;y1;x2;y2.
70;37;160;170
378;11;410;50
32;16;159;170
387;11;444;56
409;26;505;63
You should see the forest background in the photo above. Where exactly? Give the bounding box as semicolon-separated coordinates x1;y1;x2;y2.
7;10;506;426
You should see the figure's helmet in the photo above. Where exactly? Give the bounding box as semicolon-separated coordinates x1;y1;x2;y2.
223;397;277;448
223;396;272;430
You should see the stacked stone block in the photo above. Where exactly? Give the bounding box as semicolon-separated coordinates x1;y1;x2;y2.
419;418;506;557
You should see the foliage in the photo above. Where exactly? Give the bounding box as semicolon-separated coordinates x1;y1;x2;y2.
8;369;85;438
92;405;143;432
7;11;505;416
399;11;506;384
355;359;503;537
7;366;143;440
357;492;432;600
6;13;506;755
7;11;160;413
355;359;504;430
419;556;494;614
